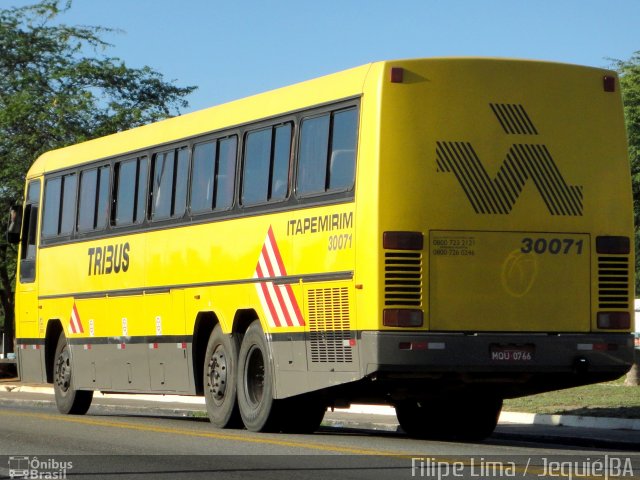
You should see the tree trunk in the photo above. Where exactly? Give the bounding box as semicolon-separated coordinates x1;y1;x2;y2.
625;348;640;386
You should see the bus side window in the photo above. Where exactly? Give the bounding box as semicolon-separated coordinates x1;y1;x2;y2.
191;141;216;214
241;123;291;206
297;115;330;196
42;177;62;237
328;108;357;191
151;147;188;220
113;157;147;227
78;165;111;232
215;136;237;210
42;173;77;238
297;106;358;196
242;128;271;205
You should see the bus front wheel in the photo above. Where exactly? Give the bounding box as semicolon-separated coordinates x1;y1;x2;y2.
236;320;280;432
53;334;93;415
203;324;242;428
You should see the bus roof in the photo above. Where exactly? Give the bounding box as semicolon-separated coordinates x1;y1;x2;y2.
26;57;611;179
26;61;378;178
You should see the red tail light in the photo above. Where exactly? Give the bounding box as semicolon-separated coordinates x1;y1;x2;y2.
596;236;630;254
383;231;423;250
383;309;423;327
597;312;630;329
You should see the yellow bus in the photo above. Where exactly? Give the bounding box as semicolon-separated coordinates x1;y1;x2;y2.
10;58;635;440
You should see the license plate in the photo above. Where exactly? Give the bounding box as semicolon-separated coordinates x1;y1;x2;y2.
490;344;535;362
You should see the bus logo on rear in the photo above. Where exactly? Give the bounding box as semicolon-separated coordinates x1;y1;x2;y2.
436;104;583;216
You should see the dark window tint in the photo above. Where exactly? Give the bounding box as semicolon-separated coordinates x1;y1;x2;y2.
241;123;291;206
42;174;77;237
78;169;98;232
151;147;189;221
59;174;77;235
27;181;41;204
42;177;62;237
297;107;358;196
271;125;291;201
174;148;189;217
152;151;174;220
242;128;271;205
114;157;147;226
78;166;110;232
191;141;215;214
96;166;110;229
328;108;357;190
297;116;330;195
216;137;237;210
20;180;40;283
190;136;237;214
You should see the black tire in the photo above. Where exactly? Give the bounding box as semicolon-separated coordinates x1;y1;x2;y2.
203;324;242;428
396;396;502;441
53;334;93;415
236;320;280;432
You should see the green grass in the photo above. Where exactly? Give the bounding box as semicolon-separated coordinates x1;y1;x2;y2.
503;376;640;418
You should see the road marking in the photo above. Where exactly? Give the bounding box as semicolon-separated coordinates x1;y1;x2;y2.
0;409;409;456
0;409;606;479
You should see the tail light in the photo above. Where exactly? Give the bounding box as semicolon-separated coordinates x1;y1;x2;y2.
383;309;423;327
597;312;630;329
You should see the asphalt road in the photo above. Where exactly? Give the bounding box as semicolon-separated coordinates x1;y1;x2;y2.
0;398;638;480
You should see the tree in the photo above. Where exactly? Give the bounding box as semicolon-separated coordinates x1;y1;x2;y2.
613;52;640;297
613;52;640;386
0;0;196;354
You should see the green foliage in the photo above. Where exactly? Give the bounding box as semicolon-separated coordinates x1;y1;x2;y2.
612;52;640;296
0;0;195;347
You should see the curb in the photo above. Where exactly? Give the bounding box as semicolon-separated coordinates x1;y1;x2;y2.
2;383;640;432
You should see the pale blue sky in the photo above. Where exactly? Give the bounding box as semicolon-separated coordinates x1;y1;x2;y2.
6;0;640;113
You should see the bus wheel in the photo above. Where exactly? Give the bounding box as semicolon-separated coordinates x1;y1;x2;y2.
53;335;93;415
237;320;280;432
204;324;242;428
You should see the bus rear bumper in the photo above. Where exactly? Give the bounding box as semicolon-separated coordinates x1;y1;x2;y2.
359;331;634;377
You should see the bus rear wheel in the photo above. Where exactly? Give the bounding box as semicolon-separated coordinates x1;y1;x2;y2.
395;395;502;441
53;334;93;415
203;324;242;428
236;320;280;432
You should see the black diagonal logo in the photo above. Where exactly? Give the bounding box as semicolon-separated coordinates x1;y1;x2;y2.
436;105;583;216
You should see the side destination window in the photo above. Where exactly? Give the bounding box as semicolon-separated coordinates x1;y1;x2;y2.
190;135;237;214
241;123;291;206
151;147;189;221
113;156;148;226
77;165;110;232
42;173;77;237
297;106;358;196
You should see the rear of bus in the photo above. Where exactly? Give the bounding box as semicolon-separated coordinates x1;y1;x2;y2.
355;58;634;438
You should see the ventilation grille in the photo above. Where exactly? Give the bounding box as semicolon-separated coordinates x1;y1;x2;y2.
385;252;422;306
307;287;353;363
490;103;538;135
598;256;630;309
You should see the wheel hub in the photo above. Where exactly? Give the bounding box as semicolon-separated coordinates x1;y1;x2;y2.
208;346;228;401
55;349;71;393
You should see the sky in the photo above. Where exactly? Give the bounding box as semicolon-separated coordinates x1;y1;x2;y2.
5;0;640;113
